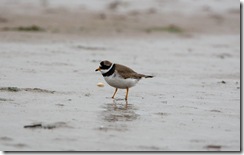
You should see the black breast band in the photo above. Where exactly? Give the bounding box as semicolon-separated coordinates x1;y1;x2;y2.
102;64;115;77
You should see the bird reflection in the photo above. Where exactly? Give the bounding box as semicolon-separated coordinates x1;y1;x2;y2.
101;99;139;123
112;99;128;110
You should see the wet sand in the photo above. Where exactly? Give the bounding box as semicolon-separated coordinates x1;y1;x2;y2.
0;0;240;151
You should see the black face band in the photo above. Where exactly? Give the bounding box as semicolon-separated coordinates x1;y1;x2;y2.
102;64;115;77
100;61;111;70
100;65;110;70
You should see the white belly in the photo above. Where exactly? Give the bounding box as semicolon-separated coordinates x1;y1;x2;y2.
104;73;139;89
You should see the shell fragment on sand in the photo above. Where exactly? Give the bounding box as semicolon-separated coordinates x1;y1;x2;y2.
97;82;104;87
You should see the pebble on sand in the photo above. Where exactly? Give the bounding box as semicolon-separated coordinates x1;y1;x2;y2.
97;82;104;87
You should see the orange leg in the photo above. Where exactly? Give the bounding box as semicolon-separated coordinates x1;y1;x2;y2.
125;88;129;100
112;88;118;99
125;100;128;109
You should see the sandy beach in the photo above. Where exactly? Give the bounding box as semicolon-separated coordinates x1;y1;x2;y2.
0;0;240;151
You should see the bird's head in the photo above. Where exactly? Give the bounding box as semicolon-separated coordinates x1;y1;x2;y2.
95;60;113;74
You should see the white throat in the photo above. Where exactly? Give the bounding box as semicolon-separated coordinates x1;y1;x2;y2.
100;63;114;74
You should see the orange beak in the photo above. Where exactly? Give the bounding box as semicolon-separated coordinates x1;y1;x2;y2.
95;67;101;71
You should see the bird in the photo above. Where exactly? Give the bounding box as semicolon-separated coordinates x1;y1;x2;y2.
95;60;153;100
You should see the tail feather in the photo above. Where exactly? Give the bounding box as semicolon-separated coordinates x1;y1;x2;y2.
137;74;154;78
145;75;153;78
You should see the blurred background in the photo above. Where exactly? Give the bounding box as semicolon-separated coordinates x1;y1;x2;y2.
0;0;240;37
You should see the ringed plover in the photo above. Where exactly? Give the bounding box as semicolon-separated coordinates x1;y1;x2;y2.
95;60;153;100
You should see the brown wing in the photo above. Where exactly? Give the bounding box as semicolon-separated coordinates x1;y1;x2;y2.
115;64;145;79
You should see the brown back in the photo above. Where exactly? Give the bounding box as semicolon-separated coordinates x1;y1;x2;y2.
115;64;146;79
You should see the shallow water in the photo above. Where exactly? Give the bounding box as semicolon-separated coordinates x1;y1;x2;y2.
0;0;240;151
0;34;240;151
